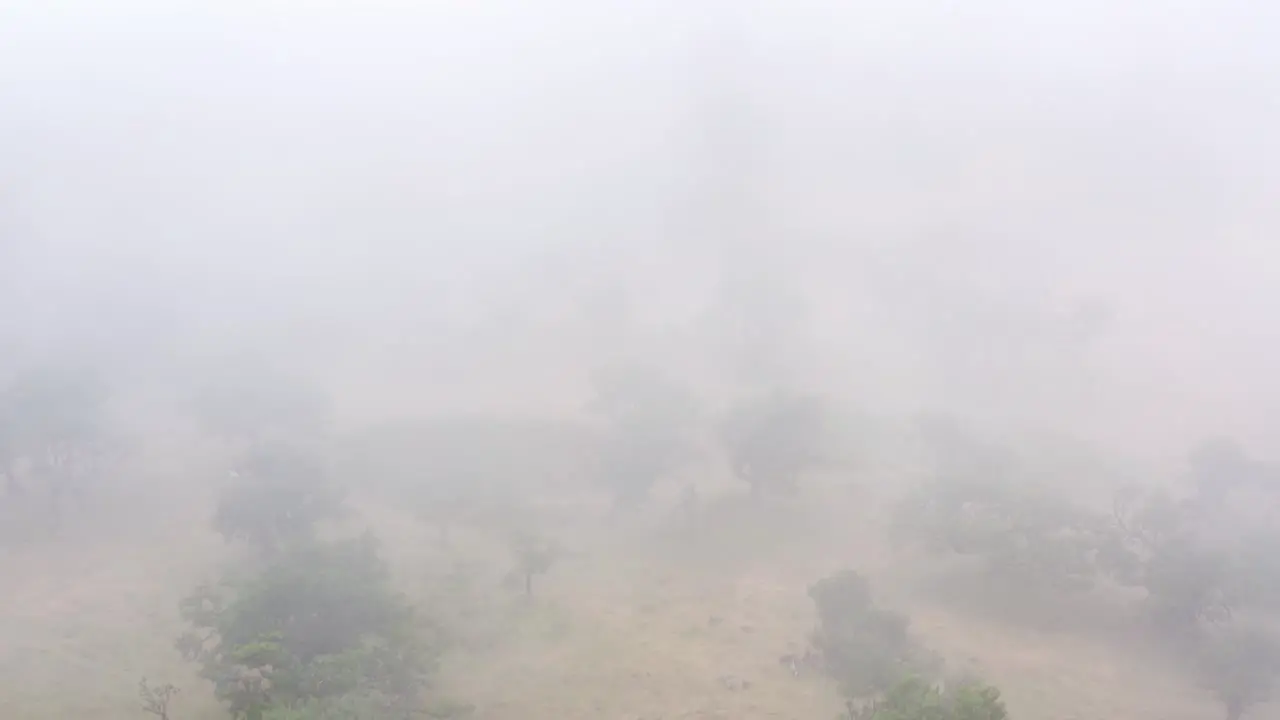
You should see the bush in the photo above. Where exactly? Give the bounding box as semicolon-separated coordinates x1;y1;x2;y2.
891;478;1103;596
214;443;345;555
719;391;827;496
178;535;433;720
849;676;1009;720
587;365;698;507
809;571;938;699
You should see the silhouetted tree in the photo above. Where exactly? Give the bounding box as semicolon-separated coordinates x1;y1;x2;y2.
1195;623;1280;720
505;531;558;598
720;391;826;496
1101;486;1233;627
214;443;345;556
588;365;698;507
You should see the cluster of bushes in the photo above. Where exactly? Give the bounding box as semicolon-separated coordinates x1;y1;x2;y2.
893;423;1280;719
805;570;1008;720
178;393;445;720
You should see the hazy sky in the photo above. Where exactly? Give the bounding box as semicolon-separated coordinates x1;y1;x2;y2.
3;1;1280;454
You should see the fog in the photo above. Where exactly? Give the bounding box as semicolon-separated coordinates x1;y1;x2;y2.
3;2;1280;719
5;2;1280;451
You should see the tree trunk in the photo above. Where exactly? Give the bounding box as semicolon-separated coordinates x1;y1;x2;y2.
525;572;533;597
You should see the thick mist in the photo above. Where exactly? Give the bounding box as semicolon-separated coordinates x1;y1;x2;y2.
2;4;1280;719
4;1;1279;452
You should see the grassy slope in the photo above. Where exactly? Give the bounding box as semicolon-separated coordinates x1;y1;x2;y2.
0;482;1263;720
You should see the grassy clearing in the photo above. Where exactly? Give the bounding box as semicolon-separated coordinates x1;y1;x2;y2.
0;481;1267;720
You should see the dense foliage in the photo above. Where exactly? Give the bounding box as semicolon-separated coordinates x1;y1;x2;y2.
807;570;1008;720
850;677;1008;720
719;391;827;496
214;443;345;555
588;365;698;507
809;571;938;699
178;535;432;720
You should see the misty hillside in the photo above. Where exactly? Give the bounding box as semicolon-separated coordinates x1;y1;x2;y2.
2;3;1280;720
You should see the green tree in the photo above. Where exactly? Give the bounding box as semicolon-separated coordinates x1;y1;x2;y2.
178;535;432;720
720;391;826;496
588;365;698;508
214;443;345;556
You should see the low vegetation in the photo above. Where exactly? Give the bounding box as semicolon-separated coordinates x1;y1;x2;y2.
849;677;1008;720
3;358;1280;720
806;570;1006;720
177;535;432;720
808;570;936;698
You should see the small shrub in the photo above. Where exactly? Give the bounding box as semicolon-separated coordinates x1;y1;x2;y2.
809;571;938;699
849;676;1009;720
